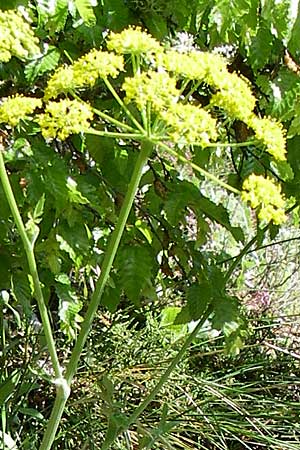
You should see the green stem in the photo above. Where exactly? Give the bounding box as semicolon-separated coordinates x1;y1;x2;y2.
205;140;260;148
91;106;138;133
103;77;145;133
0;148;62;380
101;305;212;449
87;129;145;140
39;140;153;450
157;141;240;195
224;224;269;284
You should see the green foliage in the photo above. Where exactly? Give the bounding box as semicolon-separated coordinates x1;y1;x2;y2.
0;1;300;449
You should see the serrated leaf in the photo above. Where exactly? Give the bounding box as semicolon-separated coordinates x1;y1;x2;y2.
288;0;300;56
36;0;69;33
161;306;188;338
67;177;89;205
102;282;121;313
144;13;168;39
288;110;300;138
75;0;96;26
248;24;274;70
24;46;60;82
102;0;131;31
55;275;83;340
56;234;77;263
197;195;244;242
270;160;294;181
11;272;31;317
262;0;293;43
117;246;153;305
212;294;239;331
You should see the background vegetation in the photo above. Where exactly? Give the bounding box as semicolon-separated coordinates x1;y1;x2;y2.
1;0;300;449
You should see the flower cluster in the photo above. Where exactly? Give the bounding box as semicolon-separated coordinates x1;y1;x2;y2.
0;10;39;62
0;95;42;127
37;99;93;140
248;116;286;161
155;50;228;83
123;70;179;112
160;103;218;145
45;51;124;100
107;26;162;55
211;73;256;121
242;174;286;224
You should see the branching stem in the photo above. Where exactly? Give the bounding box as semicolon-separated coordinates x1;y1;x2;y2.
0;146;62;381
39;139;153;450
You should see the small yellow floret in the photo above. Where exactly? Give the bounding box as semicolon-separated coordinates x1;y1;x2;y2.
247;116;286;161
242;174;286;224
73;50;124;83
0;10;39;62
44;51;124;100
211;73;256;121
155;50;228;82
0;95;42;126
44;66;76;100
107;26;162;55
37;99;93;140
160;103;218;145
123;70;179;112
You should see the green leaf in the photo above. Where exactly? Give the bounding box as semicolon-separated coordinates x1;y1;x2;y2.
270;160;294;181
248;23;274;70
24;46;60;82
161;306;188;338
174;283;212;325
55;275;83;340
288;102;300;138
144;13;168;39
11;272;32;317
75;0;96;26
102;0;131;31
67;177;89;205
288;0;300;56
117;245;153;305
18;407;44;420
197;195;244;243
0;372;20;405
212;294;239;331
102;279;121;313
56;234;77;263
99;374;115;404
33;194;46;221
36;0;69;33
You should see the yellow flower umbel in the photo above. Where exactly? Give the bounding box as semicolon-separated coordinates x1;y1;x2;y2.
242;174;286;224
155;50;228;83
45;51;124;100
0;10;39;62
160;103;218;146
123;70;179;112
0;95;42;127
37;99;93;140
211;73;256;121
107;26;162;55
247;116;286;161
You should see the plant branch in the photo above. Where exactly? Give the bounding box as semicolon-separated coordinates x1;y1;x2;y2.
0;146;62;380
157;141;240;195
87;129;145;140
39;139;153;450
103;77;145;133
101;305;213;449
